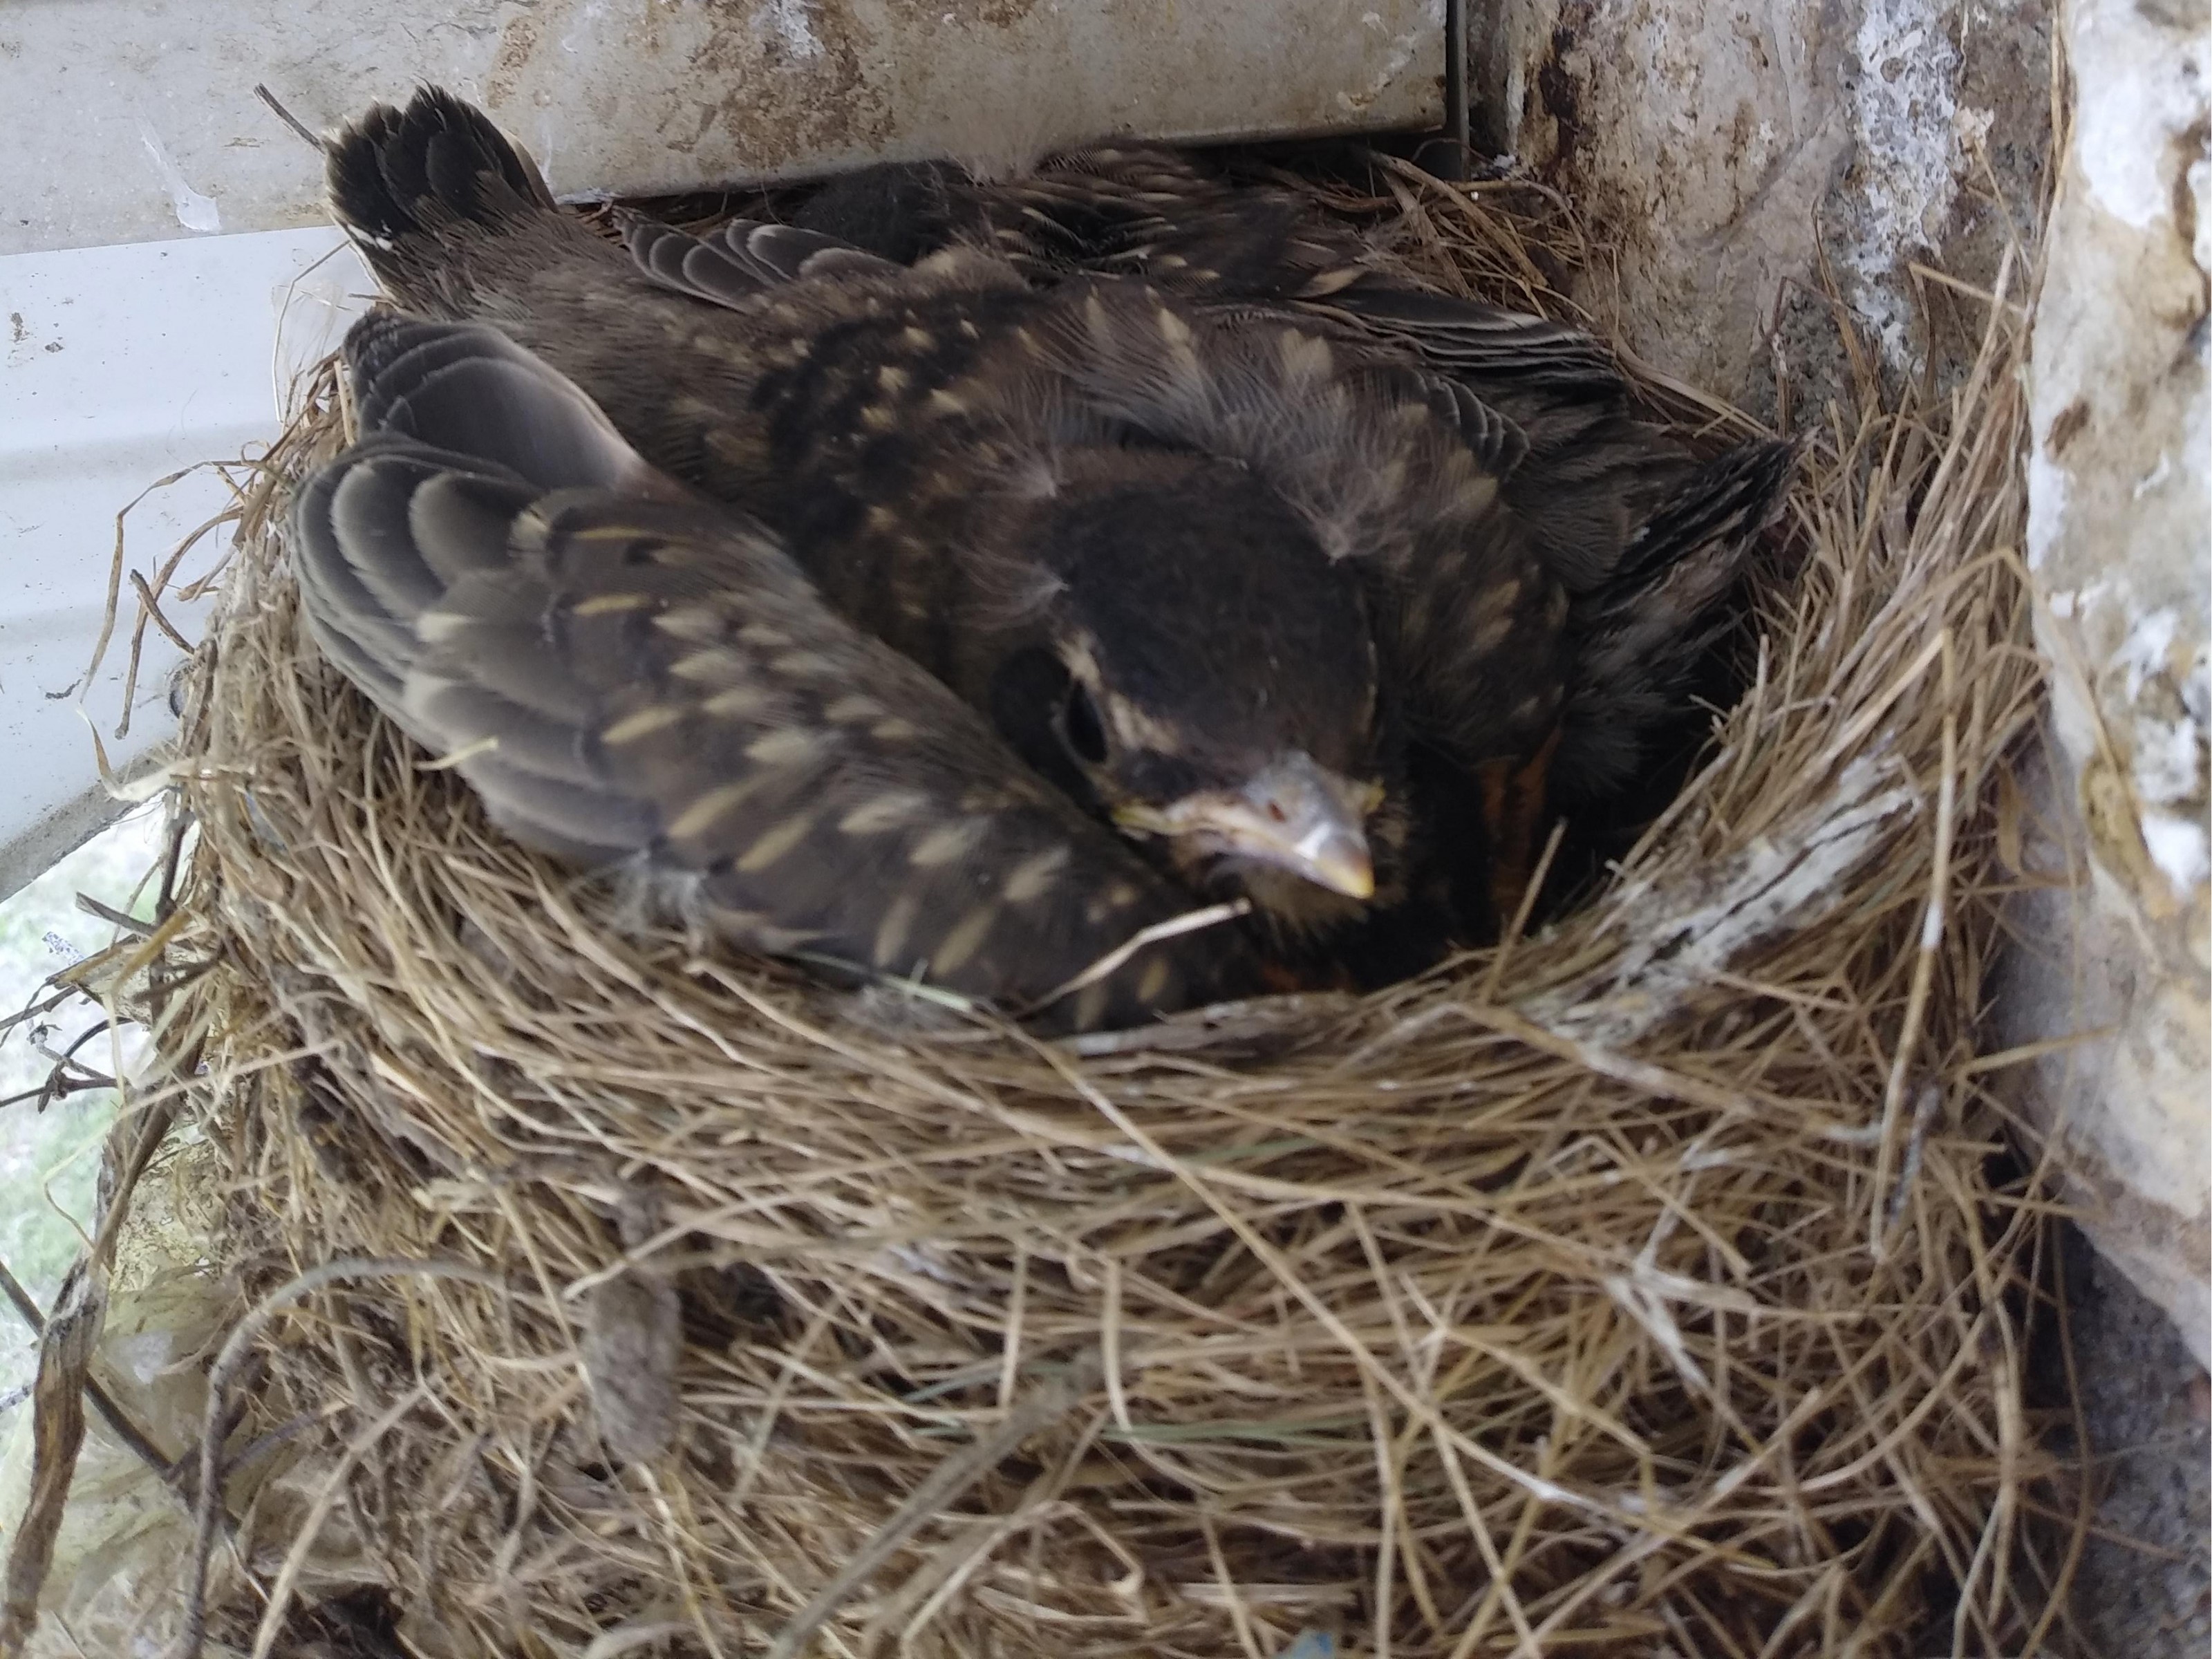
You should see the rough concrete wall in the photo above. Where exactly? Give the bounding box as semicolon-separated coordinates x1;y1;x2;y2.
1470;0;2050;411
1472;0;1849;405
1472;0;2208;1365
0;0;1445;256
2059;1221;2212;1651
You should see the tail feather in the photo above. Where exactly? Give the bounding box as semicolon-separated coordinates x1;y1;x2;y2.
1604;437;1797;596
328;86;552;239
326;88;577;310
1551;437;1797;803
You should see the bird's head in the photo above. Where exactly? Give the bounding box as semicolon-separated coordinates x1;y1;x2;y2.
1009;460;1391;927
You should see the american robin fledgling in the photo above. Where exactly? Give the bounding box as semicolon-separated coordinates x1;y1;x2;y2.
316;92;1590;964
314;92;1788;985
292;313;1269;1031
789;147;1800;895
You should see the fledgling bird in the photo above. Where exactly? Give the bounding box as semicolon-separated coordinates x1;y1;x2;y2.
790;146;1799;847
317;92;1801;986
317;90;1594;966
291;312;1266;1031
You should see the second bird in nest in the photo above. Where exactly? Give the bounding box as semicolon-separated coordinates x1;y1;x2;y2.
294;88;1792;1027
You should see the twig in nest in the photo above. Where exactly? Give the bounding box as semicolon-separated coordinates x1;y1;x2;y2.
1872;629;1959;1257
75;892;154;940
170;1257;507;1659
0;986;79;1042
156;806;193;924
254;84;327;153
0;1076;110;1114
26;1018;124;1113
0;1257;175;1483
764;1353;1103;1659
0;1093;187;1654
77;476;237;740
0;1259;101;1655
1880;1081;1947;1240
131;568;195;654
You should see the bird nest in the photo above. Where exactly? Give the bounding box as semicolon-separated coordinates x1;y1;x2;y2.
39;160;2072;1657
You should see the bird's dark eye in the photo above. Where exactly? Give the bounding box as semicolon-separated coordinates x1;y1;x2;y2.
1062;684;1109;764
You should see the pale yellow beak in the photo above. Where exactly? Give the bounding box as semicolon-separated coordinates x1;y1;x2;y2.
1119;751;1378;900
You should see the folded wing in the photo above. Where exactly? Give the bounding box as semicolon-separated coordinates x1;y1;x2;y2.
292;315;1257;1029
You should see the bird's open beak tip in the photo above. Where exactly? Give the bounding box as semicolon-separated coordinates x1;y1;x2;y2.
1141;754;1380;902
1206;806;1376;901
1319;858;1376;901
1294;836;1374;899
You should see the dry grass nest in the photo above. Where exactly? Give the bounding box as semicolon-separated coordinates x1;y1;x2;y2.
41;156;2085;1658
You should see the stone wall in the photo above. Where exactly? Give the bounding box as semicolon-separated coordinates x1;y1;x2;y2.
2009;0;2209;1362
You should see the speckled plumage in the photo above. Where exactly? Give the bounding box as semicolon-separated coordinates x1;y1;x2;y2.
791;144;1800;814
306;90;1790;1006
293;315;1260;1030
319;92;1589;959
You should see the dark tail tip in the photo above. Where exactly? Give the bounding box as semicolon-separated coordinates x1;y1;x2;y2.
326;86;553;256
1550;433;1799;803
1618;435;1797;590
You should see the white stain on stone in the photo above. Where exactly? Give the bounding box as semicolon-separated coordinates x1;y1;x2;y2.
1340;0;1445;112
2143;814;2209;892
753;0;824;61
2070;0;2211;234
2133;452;2175;498
2025;448;2068;570
1841;0;1965;364
2192;153;2212;274
2108;608;2212;892
136;123;221;234
2116;606;2180;704
560;0;610;53
2134;707;2202;805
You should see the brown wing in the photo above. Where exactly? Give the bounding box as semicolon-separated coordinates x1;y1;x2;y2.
789;148;1731;583
795;148;1623;404
290;317;1255;1031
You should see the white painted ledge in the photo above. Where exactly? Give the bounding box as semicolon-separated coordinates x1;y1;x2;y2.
0;227;371;901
